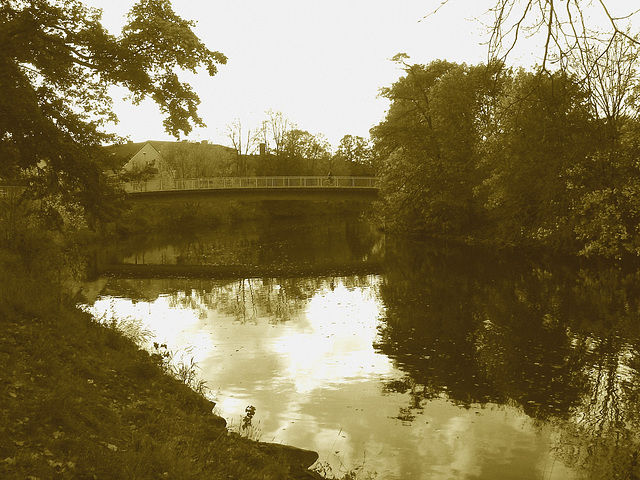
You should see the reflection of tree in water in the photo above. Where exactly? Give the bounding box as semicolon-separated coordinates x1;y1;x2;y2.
121;218;385;272
376;239;640;478
163;278;298;324
163;275;376;325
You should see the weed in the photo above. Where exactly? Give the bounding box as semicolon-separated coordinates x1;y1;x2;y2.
311;432;377;480
93;309;154;346
242;405;256;430
311;460;377;480
151;343;210;396
227;405;262;441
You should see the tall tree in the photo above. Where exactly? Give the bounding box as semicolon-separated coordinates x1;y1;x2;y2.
569;33;640;144
256;109;292;156
333;135;372;175
225;118;256;156
371;57;504;236
225;118;256;174
0;0;226;220
280;129;331;175
479;68;597;248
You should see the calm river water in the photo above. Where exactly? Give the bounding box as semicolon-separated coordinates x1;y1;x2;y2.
83;216;640;479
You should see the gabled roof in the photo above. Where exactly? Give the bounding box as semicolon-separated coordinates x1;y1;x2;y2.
105;140;236;170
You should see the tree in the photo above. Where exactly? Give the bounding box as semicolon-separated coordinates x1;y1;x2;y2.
251;110;297;175
225;118;256;175
161;142;235;179
256;109;292;156
225;118;256;156
462;1;640;256
478;68;597;248
0;0;226;221
283;129;331;174
561;34;640;258
371;57;504;235
333;135;372;175
569;33;640;144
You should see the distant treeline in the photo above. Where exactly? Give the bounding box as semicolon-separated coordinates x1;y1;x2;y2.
371;56;640;260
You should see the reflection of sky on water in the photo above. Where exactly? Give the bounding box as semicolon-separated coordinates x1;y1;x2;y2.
86;276;577;480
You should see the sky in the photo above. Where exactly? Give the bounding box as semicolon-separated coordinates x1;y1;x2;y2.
82;0;635;150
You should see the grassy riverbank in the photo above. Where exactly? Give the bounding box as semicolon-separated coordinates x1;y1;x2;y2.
0;249;324;479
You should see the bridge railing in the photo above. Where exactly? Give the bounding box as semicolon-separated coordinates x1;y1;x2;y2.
122;176;379;193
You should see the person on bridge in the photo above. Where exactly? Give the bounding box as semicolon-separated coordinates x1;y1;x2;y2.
325;171;334;186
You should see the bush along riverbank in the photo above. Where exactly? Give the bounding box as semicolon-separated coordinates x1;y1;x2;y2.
0;248;327;479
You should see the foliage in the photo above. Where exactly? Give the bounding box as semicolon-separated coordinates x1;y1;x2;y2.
255;109;292;156
278;128;332;175
332;135;373;176
119;162;159;183
248;112;335;176
372;53;640;259
371;58;504;236
150;342;209;396
311;459;377;480
160;142;236;178
0;0;225;218
241;405;256;430
225;118;256;174
478;68;598;248
229;110;374;176
569;33;640;135
0;188;30;246
566;123;640;259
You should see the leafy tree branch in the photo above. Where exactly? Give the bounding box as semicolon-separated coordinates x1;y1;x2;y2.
0;0;226;222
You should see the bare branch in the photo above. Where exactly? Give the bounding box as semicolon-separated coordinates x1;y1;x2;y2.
478;0;640;68
490;0;532;64
420;0;452;22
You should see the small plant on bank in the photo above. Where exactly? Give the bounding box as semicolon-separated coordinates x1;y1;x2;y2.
242;405;256;430
228;405;262;441
311;446;377;480
151;342;210;396
90;309;212;398
94;310;154;346
312;461;377;480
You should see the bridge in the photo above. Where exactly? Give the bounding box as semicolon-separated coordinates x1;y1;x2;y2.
121;176;379;201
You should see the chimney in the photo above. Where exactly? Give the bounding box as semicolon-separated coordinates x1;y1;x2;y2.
259;143;266;156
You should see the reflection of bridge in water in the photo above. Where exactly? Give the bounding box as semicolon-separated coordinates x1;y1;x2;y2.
97;260;382;280
122;176;379;201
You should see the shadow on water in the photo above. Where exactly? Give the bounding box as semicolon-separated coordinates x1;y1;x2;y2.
87;217;383;281
377;238;640;479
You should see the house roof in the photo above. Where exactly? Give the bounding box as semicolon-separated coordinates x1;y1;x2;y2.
105;141;236;170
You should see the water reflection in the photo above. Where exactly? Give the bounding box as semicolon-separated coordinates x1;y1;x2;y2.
379;239;640;479
84;222;640;479
88;218;384;279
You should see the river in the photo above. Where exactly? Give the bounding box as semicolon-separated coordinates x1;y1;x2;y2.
82;216;640;479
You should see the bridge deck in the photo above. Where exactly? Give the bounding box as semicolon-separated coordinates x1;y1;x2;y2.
121;176;378;194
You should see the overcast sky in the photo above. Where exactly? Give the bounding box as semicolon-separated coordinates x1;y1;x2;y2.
83;0;633;150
